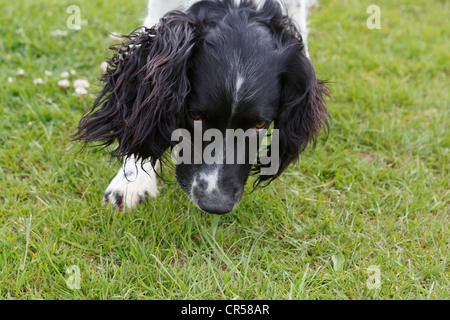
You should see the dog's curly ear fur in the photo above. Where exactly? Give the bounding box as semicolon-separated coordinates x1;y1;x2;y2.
275;51;330;175
73;11;197;165
256;15;330;185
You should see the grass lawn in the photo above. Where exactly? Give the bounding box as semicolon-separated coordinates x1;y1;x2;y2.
0;0;448;299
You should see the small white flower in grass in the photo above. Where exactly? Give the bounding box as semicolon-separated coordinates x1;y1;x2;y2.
51;29;68;37
8;77;13;84
60;71;70;78
74;79;90;89
70;70;77;75
58;79;70;88
75;87;88;95
45;70;53;77
34;78;44;85
17;68;25;76
100;61;108;72
109;32;122;42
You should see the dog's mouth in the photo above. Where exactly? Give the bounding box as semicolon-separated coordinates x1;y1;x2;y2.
175;164;249;214
191;182;244;215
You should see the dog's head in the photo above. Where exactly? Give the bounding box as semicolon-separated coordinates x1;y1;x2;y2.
75;0;329;214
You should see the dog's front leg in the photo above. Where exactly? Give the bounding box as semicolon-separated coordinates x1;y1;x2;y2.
103;156;159;210
285;0;319;58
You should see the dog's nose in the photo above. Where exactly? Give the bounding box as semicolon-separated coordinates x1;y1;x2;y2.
190;168;243;214
198;197;235;215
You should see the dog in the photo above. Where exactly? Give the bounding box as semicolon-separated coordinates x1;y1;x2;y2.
74;0;329;214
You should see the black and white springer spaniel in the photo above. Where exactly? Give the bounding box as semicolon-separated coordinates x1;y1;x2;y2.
74;0;330;214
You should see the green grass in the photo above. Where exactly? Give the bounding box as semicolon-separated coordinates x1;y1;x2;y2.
0;0;448;299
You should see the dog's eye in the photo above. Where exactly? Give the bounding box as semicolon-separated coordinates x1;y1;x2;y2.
189;112;202;121
254;121;267;130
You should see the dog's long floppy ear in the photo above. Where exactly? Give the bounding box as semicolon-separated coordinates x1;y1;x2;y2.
74;11;197;165
256;18;330;185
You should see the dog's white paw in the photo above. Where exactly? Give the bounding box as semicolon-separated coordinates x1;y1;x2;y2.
103;157;158;210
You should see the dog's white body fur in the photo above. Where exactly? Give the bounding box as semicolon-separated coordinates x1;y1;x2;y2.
105;0;318;209
144;0;317;55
